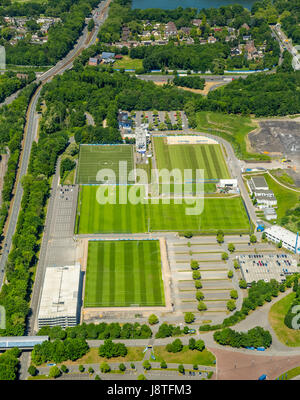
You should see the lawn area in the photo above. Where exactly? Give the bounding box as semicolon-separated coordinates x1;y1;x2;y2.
277;366;300;380
114;56;143;70
58;347;145;365
152;346;216;366
76;144;134;184
153;137;230;180
76;185;250;234
268;292;300;347
195;111;268;161
84;240;165;307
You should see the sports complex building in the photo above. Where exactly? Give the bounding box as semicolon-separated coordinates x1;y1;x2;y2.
37;265;82;329
265;225;300;255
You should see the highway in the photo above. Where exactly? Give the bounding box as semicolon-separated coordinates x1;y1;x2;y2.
0;1;110;289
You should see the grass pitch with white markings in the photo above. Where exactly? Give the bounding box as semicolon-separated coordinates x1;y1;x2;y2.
84;240;165;307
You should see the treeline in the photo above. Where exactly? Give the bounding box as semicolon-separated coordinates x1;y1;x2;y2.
200;275;299;332
37;322;152;340
0;85;69;336
0;71;35;104
184;72;300;117
38;67;195;144
173;75;205;89
31;338;89;365
130;42;231;73
0;347;20;380
276;0;300;44
0;82;37;240
5;0;100;65
213;326;272;349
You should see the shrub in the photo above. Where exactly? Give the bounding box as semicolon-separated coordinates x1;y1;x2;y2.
28;365;37;377
196;291;204;301
195;280;202;289
192;270;201;280
166;339;183;353
160;361;167;369
228;270;233;279
230;290;238;299
119;363;126;372
227;300;236;311
197;301;207;311
143;360;151;370
100;362;111;373
184;312;195;324
49;366;61;379
190;260;199;270
148;314;159;325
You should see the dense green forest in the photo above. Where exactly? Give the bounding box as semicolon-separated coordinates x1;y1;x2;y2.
173;75;205;89
184;72;300;117
0;347;20;380
0;71;35;103
1;0;100;65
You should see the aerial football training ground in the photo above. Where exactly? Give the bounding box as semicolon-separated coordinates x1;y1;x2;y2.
76;185;250;234
76;144;135;184
153;137;230;180
84;240;165;307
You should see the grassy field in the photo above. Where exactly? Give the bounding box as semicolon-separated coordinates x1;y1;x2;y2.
76;144;134;184
114;56;143;70
195;111;268;161
277;366;300;380
153;137;230;180
76;185;250;234
60;347;145;365
84;240;165;307
269;292;300;347
152;346;216;365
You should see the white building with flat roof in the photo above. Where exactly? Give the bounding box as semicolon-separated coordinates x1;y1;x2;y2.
265;225;300;254
38;265;81;329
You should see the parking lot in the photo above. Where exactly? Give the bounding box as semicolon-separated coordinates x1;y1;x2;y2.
44;184;79;267
166;234;285;324
133;110;189;130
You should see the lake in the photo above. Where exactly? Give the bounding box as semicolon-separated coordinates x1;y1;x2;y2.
132;0;256;10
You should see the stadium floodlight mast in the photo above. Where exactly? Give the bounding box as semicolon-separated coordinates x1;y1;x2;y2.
95;161;205;216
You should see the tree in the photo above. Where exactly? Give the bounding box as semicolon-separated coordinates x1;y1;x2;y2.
60;365;68;373
250;235;257;244
184;312;195;324
28;365;37;377
178;364;185;374
277;240;282;248
49;366;61;379
197;301;207;311
228;270;233;279
143;360;151;370
184;231;193;238
228;243;235;253
293;278;299;293
166;338;183;353
193;364;198;370
138;374;147;380
190;260;199;270
233;260;240;269
88;367;94;374
222;252;229;261
189;338;196;350
196;291;204;301
100;362;111;373
239;279;247;289
230;290;238;299
119;363;126;372
148;314;159;325
79;364;85;373
88;19;95;32
227;300;236;312
130;363;135;369
98;339;127;358
262;232;266;240
195;340;205;351
217;230;224;243
95;375;101;380
183;326;190;334
195;280;202;289
192;270;201;280
160;361;167;369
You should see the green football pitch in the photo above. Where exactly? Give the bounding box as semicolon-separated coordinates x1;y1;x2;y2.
76;186;250;234
76;144;135;184
84;240;165;307
153;137;230;181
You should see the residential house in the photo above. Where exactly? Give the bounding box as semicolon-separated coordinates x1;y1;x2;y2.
165;22;177;37
192;19;202;27
207;36;217;44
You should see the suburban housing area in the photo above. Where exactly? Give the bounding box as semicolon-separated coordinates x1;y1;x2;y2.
0;0;299;386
